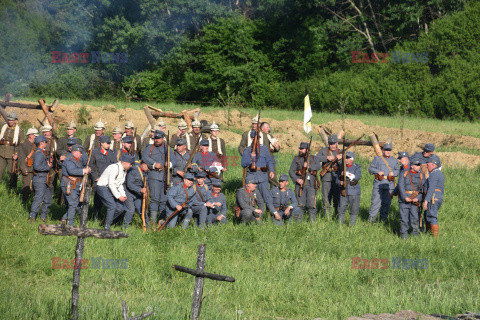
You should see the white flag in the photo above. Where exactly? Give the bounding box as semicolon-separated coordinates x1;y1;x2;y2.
303;86;312;134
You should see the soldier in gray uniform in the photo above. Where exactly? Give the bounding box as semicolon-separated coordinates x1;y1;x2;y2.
165;173;197;229
270;174;300;225
122;162;150;228
316;134;342;218
368;142;400;222
29;135;52;222
18;127;38;202
413;143;435;164
60;145;91;226
289;142;320;221
171;138;191;186
0;112;24;185
192;139;222;188
422;155;444;237
57;122;83;159
235;178;265;224
206;179;227;225
397;156;425;239
190;171;209;228
123;121;142;157
170;120;194;151
337;152;362;226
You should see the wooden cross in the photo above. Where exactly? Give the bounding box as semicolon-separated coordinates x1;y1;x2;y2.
172;244;235;320
38;206;129;320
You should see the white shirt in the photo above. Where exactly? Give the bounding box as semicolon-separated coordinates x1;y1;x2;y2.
97;162;126;199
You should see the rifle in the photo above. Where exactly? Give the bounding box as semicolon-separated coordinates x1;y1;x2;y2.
79;150;93;203
250;110;261;170
157;202;187;231
184;134;202;172
141;176;147;232
298;136;313;197
341;135;347;197
165;131;171;193
320;134;365;177
9;145;18;187
206;170;225;182
130;128;137;156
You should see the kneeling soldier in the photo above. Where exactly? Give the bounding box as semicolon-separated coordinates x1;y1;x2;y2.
165;173;197;229
337;152;362;226
29;135;52;222
191;171;209;228
235;179;265;224
206;179;227;225
270;174;300;225
398;156;425;239
122;161;150;229
60;145;91;226
422;155;444;237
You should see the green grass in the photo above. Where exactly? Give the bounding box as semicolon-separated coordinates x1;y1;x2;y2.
1;142;480;319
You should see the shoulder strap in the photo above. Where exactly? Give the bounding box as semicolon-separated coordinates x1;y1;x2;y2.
379;156;393;174
137;166;144;180
149;144;154;157
407;171;416;192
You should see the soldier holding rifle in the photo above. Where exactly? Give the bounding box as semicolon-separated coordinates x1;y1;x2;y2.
18;127;38;202
121;161;150;229
165;172;197;229
235;179;265;224
422;155;444;237
28;135;52;222
171;138;191;186
192;139;223;188
0;112;23;187
336;152;362;226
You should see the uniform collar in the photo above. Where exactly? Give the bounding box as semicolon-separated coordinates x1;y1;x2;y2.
100;149;108;155
347;163;353;168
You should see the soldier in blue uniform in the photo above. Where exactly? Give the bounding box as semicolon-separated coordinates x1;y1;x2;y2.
165;173;197;228
122;162;150;228
316;135;342;219
60;145;91;226
206;179;227;225
171;138;191;186
422;155;444;237
190;171;209;228
289;141;321;221
413;143;435;164
235;179;265;224
397;156;425;239
241;131;276;216
270;174;300;225
29;135;52;222
337;152;362;226
368;142;400;222
117;135;139;162
142;130;175;225
192;139;222;188
390;151;409;199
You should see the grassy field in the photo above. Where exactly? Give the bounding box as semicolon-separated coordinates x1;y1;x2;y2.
1;133;480;319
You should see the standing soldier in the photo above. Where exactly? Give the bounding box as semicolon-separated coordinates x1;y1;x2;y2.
121;161;150;229
141;124;163;152
123;121;142;156
207;122;227;178
206;179;227;225
171;138;190;186
42;124;58;194
413;143;435;164
170;120;194;151
316;134;342;219
111;127;123;151
96;154;134;230
422;155;444;237
368;142;400;223
61;145;91;226
190;171;209;228
337;152;362;226
397;156;425;239
192;140;223;188
190;120;203;144
0;112;24;187
18;127;38;202
29;135;51;222
238;115;260;156
142;130;175;225
165;172;197;229
289;142;320;221
390;152;409;199
116;136;139;162
83;121;106;152
57;122;82;158
260;122;280;187
235;179;265;224
270;174;300;225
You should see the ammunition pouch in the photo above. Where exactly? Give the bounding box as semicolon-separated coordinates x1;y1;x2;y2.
348;180;358;186
375;174;384;181
233;205;241;218
387;176;395;182
251;166;268;172
0;139;14;146
26;157;33;167
406;191;419;201
67;176;82;190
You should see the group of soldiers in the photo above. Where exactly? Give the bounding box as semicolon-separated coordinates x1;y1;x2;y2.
0;111;444;237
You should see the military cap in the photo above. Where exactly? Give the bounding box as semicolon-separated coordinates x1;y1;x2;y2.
26;127;39;136
178;120;188;129
34;135;47;144
200;139;209;146
176;138;187;146
251;115;260;124
151;125;162;132
212;179;222;188
397;151;409;159
423;143;435;153
279;174;289;182
124;121;135;129
427;155;441;167
192;120;201;128
100;135;111;144
120;154;135;164
67;137;78;146
41;124;53;132
185;172;195;180
122;135;133;143
382;142;393;151
250;130;257;139
112;126;122;134
196;171;207;178
66;121;77;129
246;178;257;185
7;112;17;120
410;156;421;166
94;121;105;130
328;134;338;144
299;142;309;149
71;144;84;152
156;121;166;128
154;130;165;139
210;121;219;131
346;151;355;159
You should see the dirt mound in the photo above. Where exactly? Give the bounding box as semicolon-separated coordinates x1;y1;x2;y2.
345;310;480;320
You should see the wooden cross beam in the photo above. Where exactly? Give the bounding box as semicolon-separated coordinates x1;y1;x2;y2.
121;300;153;320
38;211;129;320
172;244;235;320
0;99;57;112
146;105;200;132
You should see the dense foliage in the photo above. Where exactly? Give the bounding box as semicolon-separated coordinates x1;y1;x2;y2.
1;0;479;120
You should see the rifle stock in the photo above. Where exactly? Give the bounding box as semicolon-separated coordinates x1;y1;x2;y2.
299;136;313;197
141;177;147;232
79;150;93;203
157;202;187;231
320;134;365;177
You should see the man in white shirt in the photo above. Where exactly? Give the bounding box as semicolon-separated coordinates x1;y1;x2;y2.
96;154;135;230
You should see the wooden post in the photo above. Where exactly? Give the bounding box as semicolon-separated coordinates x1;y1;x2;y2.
122;300;153;320
318;127;329;146
369;132;383;156
38;99;58;131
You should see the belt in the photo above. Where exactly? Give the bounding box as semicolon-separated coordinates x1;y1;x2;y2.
435;189;443;192
405;191;414;194
250;167;268;172
67;176;83;182
275;206;288;211
0;140;14;146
